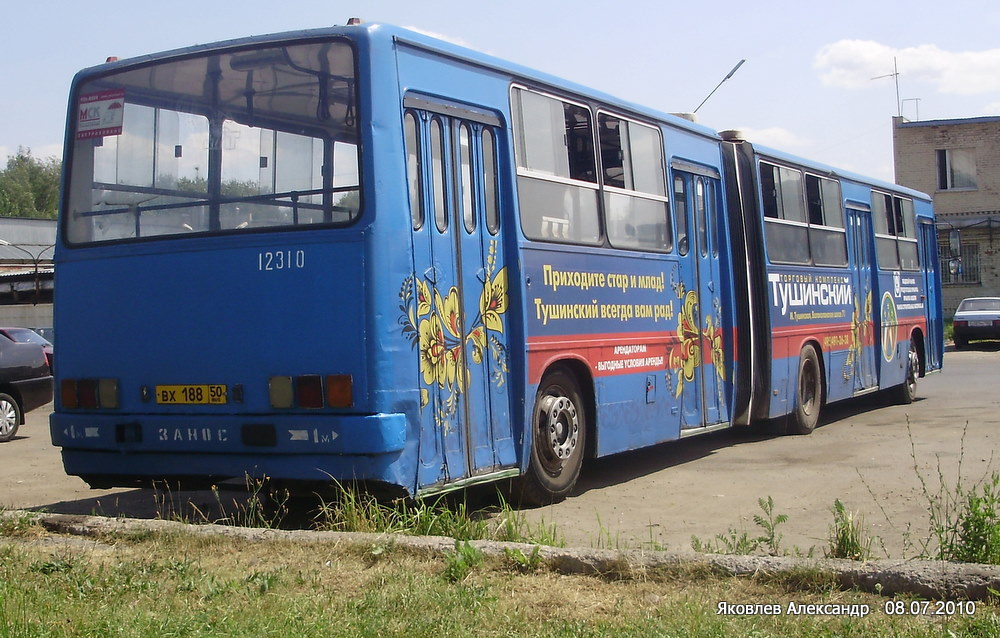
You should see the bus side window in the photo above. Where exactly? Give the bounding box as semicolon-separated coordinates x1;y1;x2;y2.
673;175;689;256
404;112;423;230
430;117;448;232
459;123;475;233
872;191;900;269
599;113;670;252
897;197;919;270
483;128;500;235
511;87;600;245
696;178;708;257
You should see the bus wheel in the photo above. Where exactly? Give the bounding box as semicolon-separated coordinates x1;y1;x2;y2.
0;393;22;442
517;367;586;506
894;340;919;405
789;345;822;435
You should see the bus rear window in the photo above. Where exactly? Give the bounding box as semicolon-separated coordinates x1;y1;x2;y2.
66;39;360;244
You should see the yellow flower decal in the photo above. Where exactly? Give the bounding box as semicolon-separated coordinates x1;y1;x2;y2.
678;290;701;380
416;278;432;317
705;315;725;381
399;240;509;429
419;313;448;387
844;290;873;378
480;266;508;334
668;290;702;397
440;287;463;339
468;325;486;364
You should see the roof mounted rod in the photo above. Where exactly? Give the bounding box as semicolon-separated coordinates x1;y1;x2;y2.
693;59;746;114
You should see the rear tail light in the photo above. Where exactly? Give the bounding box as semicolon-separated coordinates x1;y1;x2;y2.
61;378;119;409
269;374;353;409
296;375;324;409
954;320;968;327
326;375;353;408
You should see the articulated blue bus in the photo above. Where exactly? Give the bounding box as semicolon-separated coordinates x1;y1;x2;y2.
51;21;942;504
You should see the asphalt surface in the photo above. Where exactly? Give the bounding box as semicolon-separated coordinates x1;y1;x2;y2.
3;345;998;558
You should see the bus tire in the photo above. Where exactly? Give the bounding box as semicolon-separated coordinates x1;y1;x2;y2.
516;367;586;506
894;339;919;405
789;345;822;435
0;393;22;443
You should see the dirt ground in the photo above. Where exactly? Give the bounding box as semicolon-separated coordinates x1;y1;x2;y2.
3;347;998;558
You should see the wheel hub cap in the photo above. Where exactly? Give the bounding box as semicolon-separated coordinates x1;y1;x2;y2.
540;395;579;460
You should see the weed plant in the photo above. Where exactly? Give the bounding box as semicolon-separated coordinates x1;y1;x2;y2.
826;499;873;561
691;496;798;556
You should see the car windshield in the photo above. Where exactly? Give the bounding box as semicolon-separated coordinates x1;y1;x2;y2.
65;38;360;244
958;299;1000;312
3;328;52;346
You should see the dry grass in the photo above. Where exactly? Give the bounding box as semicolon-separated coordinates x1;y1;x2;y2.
2;526;998;637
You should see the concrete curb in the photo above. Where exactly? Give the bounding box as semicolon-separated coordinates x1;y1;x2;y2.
9;510;1000;601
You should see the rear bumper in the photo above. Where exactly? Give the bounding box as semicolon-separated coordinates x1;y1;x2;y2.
50;411;409;485
953;325;1000;341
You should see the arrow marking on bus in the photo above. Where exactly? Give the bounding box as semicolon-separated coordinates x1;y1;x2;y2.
289;429;309;441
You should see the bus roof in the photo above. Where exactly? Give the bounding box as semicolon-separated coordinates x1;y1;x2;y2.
72;20;930;204
71;21;722;142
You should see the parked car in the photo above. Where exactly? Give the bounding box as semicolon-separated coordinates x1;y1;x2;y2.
0;327;53;372
0;336;52;442
952;297;1000;349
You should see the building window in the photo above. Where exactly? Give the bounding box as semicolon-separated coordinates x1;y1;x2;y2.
937;148;977;190
939;242;980;285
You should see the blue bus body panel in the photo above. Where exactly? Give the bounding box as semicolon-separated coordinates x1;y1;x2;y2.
50;21;942;499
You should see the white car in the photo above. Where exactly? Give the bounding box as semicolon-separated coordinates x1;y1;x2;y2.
952;297;1000;349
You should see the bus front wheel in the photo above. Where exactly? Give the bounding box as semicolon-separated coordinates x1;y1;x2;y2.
516;367;587;506
789;345;822;435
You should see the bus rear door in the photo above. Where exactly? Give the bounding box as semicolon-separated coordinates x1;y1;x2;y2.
919;220;942;371
672;169;728;430
846;205;878;392
404;104;517;490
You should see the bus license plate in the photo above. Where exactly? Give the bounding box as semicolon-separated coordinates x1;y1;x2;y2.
156;384;228;405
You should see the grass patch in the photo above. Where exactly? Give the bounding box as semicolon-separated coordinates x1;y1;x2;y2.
0;508;42;538
312;488;564;546
691;496;813;557
145;477;564;549
826;499;874;561
1;528;996;637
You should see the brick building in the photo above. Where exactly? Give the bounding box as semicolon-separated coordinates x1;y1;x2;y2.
892;115;1000;316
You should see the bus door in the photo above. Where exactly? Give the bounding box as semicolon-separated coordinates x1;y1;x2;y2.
672;170;727;429
404;105;516;489
846;206;878;392
919;221;942;370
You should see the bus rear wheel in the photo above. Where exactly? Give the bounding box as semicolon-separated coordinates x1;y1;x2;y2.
789;345;822;435
515;367;586;506
894;339;919;405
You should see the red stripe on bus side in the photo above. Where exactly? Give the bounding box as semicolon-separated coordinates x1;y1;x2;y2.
525;330;736;384
769;318;927;360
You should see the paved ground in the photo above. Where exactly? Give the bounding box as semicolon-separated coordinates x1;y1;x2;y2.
2;346;998;558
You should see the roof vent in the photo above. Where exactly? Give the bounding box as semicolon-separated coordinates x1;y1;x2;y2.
346;17;363;25
720;129;746;142
671;112;698;123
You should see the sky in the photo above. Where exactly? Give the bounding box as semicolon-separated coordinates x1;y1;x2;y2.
2;0;999;183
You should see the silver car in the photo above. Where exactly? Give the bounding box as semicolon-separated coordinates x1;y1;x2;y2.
952;297;1000;349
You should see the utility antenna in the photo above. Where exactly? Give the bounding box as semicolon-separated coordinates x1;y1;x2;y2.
694;59;746;114
871;57;901;117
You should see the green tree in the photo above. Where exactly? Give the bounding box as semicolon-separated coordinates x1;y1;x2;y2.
0;147;61;219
